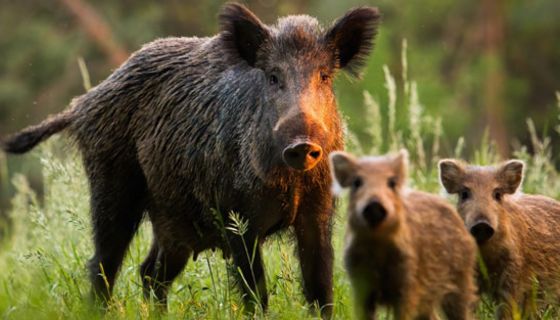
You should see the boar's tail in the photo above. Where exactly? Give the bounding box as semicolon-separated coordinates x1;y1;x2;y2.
1;109;77;154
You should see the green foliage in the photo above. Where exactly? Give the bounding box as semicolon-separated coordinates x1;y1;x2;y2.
2;51;560;319
0;138;340;319
346;41;444;192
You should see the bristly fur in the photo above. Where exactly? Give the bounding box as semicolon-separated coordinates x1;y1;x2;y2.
324;7;381;78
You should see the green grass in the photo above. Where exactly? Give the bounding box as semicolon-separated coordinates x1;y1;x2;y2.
1;48;560;319
0;138;357;319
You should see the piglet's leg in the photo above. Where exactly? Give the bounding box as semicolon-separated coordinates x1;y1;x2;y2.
442;292;474;320
395;290;420;320
358;291;377;320
496;278;525;320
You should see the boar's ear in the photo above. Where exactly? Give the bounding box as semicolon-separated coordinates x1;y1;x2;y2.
497;160;524;194
324;7;381;77
219;3;270;66
329;151;359;192
391;149;409;187
439;159;466;194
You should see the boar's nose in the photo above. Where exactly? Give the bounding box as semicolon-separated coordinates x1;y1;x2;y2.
362;201;387;227
470;221;495;244
282;142;323;171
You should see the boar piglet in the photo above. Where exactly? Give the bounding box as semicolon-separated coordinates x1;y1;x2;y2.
331;150;477;320
439;159;560;318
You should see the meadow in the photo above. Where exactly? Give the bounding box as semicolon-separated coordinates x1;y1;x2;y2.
1;52;560;319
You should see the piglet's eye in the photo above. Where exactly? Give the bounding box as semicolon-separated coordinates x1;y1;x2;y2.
352;177;363;190
320;72;330;83
493;190;502;202
460;188;471;201
388;177;397;190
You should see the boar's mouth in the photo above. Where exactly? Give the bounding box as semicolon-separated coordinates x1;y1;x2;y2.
281;140;323;171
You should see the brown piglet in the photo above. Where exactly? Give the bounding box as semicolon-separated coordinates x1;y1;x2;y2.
439;159;560;318
331;150;477;320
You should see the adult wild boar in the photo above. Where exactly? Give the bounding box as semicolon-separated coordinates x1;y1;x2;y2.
1;2;381;317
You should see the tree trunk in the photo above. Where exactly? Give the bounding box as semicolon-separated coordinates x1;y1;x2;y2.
481;0;509;157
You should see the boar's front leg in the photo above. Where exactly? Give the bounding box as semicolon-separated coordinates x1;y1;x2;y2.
294;195;334;319
228;229;268;313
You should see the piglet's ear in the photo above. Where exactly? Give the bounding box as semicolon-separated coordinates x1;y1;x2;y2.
324;7;381;77
439;159;466;194
392;149;409;187
329;151;358;191
219;3;270;66
496;160;524;194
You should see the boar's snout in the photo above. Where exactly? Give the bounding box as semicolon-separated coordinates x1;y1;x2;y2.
469;220;495;244
362;200;387;227
282;141;323;171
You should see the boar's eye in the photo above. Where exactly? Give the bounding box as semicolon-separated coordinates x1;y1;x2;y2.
269;74;279;86
387;177;397;190
493;190;502;202
459;188;471;201
352;176;363;190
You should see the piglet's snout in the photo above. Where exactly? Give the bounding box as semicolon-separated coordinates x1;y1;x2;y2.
361;200;387;227
469;220;495;244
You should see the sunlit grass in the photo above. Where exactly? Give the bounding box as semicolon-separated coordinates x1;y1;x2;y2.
0;137;356;319
1;50;560;319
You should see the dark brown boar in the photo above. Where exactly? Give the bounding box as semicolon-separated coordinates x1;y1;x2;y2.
0;3;381;317
330;150;477;320
439;159;560;318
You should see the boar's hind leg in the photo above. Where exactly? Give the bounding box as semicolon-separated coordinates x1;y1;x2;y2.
228;230;268;313
294;199;334;319
140;240;190;307
86;160;147;304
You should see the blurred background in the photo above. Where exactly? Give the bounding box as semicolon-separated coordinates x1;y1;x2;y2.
0;0;559;214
